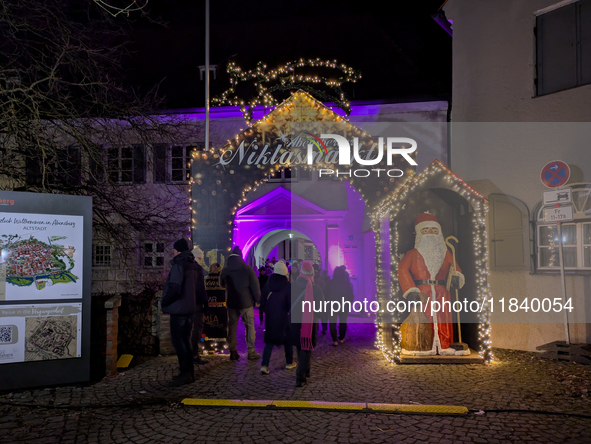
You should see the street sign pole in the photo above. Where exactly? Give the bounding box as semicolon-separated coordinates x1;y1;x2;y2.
556;220;570;344
540;161;572;344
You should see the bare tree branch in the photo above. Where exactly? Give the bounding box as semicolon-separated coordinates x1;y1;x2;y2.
0;0;197;289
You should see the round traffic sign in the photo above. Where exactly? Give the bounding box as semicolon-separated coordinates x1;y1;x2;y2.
541;160;570;188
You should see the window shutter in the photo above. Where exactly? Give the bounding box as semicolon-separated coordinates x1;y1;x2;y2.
133;145;146;183
153;144;167;183
490;194;531;271
88;148;105;184
25;154;42;187
537;4;577;95
67;146;81;186
579;0;591;85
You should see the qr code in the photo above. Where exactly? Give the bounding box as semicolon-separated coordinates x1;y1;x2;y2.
0;326;12;343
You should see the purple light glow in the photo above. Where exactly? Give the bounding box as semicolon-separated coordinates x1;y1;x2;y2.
232;184;376;302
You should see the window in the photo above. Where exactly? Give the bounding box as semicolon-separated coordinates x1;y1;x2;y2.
294;167;311;180
107;145;145;184
268;167;291;182
536;184;591;270
268;167;312;182
49;146;81;187
153;145;193;183
25;146;82;188
142;241;165;267
93;245;111;267
536;0;591;95
171;146;191;182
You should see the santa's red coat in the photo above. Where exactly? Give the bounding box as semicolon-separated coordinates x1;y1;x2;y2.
398;248;461;350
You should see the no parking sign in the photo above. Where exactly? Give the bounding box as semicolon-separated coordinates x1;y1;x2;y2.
541;160;570;188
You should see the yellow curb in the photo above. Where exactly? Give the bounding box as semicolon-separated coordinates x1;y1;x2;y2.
367;403;468;414
182;399;273;407
272;400;366;410
181;399;468;415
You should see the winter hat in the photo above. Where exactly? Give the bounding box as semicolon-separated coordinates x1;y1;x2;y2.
232;246;242;256
193;246;204;265
414;212;441;234
273;260;288;276
300;260;314;276
173;238;190;252
193;245;204;260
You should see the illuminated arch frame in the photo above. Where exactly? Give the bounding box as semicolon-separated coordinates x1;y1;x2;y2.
189;91;418;363
371;160;493;363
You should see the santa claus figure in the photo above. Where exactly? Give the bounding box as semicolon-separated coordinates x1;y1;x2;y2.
398;213;466;356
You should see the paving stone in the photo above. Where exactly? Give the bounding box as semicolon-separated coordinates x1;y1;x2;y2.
1;323;591;443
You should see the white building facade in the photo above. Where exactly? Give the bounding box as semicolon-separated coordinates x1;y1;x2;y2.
446;0;591;350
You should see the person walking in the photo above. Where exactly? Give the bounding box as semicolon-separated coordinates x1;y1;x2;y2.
290;260;300;282
257;266;268;328
290;261;324;387
324;266;355;346
161;238;201;386
220;246;261;360
259;260;296;375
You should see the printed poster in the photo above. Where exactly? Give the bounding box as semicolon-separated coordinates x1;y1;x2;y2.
0;213;84;301
0;303;82;365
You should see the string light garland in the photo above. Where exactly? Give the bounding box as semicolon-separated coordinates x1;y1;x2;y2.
370;160;493;364
212;59;362;125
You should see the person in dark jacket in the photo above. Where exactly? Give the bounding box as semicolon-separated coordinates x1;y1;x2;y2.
161;238;201;386
290;261;300;282
220;246;261;360
259;260;296;375
324;266;355;346
257;266;268;328
290;261;324;387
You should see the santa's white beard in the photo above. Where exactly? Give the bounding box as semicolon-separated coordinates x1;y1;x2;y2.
416;233;447;279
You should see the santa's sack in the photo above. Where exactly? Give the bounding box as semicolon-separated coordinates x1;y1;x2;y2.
400;310;433;351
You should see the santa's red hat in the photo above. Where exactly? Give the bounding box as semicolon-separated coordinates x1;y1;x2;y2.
415;212;441;234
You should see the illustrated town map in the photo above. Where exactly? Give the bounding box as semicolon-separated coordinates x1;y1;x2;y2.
25;316;77;361
0;235;78;291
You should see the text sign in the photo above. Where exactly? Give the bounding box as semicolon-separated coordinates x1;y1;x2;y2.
541;160;570;188
543;205;574;223
543;187;572;205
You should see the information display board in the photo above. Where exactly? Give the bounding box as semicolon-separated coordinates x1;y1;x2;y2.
0;213;84;301
0;192;91;391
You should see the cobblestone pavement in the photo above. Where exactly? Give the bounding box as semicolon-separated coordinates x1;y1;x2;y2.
1;322;590;443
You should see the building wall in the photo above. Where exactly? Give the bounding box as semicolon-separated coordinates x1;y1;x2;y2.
93;100;449;296
446;0;591;350
447;0;591;122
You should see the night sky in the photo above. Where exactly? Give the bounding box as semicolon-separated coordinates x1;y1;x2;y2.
125;0;451;110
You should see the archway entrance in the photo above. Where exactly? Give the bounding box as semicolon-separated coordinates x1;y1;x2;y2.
232;182;377;303
245;229;321;268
